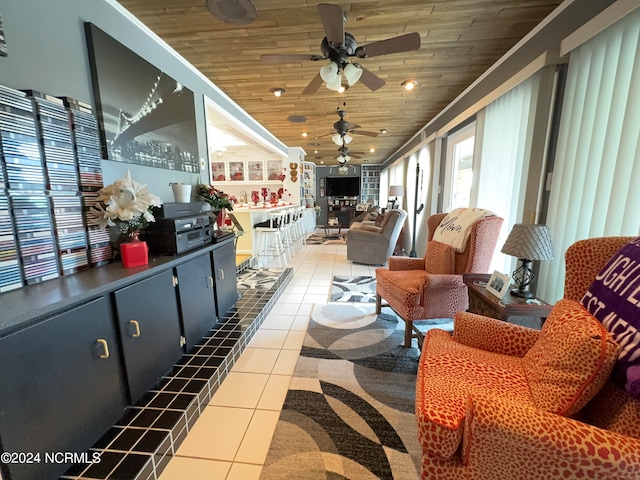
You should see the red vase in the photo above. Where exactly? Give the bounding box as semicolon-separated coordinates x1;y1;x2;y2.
215;208;227;228
121;231;149;268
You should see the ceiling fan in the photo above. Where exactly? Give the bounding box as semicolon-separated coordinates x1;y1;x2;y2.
323;108;377;145
261;3;421;94
336;143;363;162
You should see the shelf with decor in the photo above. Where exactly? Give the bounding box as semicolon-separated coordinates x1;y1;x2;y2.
210;157;285;185
361;165;381;205
302;161;316;207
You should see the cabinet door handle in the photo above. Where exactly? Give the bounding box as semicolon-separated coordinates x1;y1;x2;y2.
129;320;141;338
218;269;224;280
97;339;110;359
207;276;214;288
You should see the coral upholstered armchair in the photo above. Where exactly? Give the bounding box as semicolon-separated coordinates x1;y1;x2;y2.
375;211;503;347
415;237;640;480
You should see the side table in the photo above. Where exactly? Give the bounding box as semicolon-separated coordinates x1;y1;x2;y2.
463;273;553;329
323;224;345;239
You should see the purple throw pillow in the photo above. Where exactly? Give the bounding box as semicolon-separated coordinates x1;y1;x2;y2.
581;237;640;398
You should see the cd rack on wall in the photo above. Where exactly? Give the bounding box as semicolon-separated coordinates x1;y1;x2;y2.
0;84;110;294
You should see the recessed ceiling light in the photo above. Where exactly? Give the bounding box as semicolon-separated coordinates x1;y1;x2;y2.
314;150;318;154
369;148;375;153
401;80;419;91
301;132;308;137
270;87;285;97
379;128;388;134
320;161;325;164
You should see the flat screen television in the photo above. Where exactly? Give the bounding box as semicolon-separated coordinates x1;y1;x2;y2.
326;176;360;197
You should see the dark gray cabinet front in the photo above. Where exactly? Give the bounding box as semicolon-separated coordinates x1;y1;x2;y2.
211;240;238;318
175;254;217;351
114;270;183;403
0;298;127;480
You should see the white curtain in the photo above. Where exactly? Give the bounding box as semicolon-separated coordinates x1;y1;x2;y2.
538;8;640;303
475;73;539;273
379;168;389;208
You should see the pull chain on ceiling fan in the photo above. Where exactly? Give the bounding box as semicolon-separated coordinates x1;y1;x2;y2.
261;3;421;94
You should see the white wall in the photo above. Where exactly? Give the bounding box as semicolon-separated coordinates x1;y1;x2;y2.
0;0;288;203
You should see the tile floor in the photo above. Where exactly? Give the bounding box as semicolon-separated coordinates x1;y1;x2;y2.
158;239;379;480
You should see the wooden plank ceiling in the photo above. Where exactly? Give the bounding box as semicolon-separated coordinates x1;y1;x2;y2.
117;0;563;166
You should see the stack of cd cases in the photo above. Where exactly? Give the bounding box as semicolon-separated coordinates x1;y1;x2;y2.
0;86;60;285
25;91;89;275
27;91;78;192
10;193;60;284
49;195;89;274
0;192;23;293
0;86;46;191
61;97;112;266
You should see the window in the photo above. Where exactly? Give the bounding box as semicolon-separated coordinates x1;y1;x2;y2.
443;123;475;212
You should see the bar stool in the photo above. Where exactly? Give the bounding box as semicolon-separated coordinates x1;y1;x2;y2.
279;208;297;259
291;206;306;252
254;211;288;267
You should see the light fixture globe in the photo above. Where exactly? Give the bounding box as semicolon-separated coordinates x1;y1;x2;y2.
331;133;342;145
326;74;342;91
343;63;362;86
343;134;353;144
337;164;349;175
320;61;339;83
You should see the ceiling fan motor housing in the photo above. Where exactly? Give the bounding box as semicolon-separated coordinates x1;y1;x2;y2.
321;32;358;67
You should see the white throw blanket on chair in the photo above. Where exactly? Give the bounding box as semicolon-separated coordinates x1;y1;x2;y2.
432;208;495;252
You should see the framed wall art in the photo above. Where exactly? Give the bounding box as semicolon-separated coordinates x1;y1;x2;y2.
0;8;7;57
85;23;199;173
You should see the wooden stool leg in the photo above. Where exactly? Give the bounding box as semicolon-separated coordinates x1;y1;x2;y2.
376;294;382;314
404;320;412;348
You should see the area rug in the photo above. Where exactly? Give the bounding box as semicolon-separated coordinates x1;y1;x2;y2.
260;303;423;479
306;232;346;245
237;267;285;291
330;275;376;303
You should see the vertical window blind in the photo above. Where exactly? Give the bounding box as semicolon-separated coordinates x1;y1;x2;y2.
476;73;539;273
538;8;640;303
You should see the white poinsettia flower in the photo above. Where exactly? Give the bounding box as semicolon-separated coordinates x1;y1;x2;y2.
92;170;162;232
143;210;155;222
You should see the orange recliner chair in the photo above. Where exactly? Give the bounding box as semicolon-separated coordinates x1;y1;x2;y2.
415;236;640;479
375;212;503;347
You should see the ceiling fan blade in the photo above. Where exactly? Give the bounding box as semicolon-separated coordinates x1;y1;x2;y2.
352;130;378;137
318;4;345;47
261;53;324;64
302;73;324;95
358;66;385;91
355;32;421;58
344;121;360;130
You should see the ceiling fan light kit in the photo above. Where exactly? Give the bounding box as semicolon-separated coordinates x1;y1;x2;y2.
260;3;421;95
332;133;352;145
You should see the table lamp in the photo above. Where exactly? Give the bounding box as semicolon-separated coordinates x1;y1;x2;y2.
501;224;554;298
388;185;404;209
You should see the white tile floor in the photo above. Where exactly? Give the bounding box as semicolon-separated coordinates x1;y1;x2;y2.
159;240;379;480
